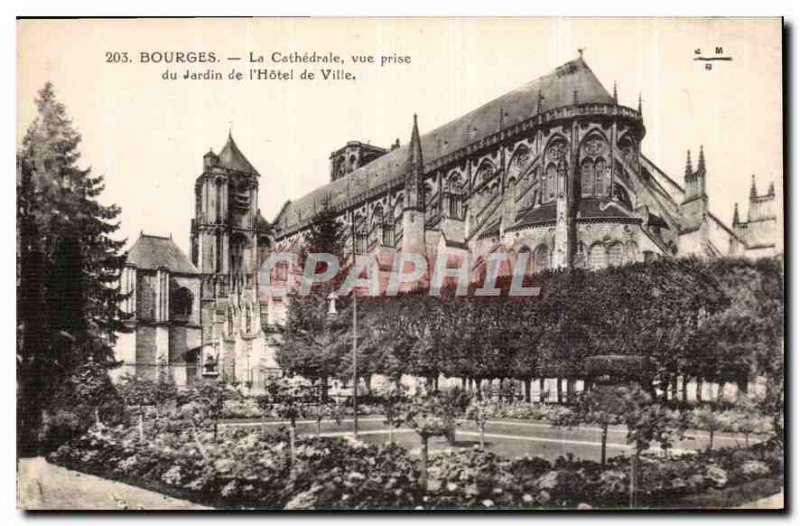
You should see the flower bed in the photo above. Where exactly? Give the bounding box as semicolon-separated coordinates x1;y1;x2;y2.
48;421;782;510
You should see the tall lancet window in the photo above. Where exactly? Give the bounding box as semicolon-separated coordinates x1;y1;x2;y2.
581;159;594;197
595;158;608;197
546;164;557;201
444;172;465;219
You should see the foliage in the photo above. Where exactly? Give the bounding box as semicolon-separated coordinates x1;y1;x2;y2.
17;82;129;454
48;414;783;510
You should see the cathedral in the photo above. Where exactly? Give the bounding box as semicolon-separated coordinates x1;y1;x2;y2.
114;56;779;387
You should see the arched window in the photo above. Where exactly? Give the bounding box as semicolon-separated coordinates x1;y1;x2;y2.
589;243;607;270
595;158;608;197
546;164;557;201
445;172;464;219
353;214;367;253
608;242;623;267
171;287;193;319
534;244;550;273
581;159;594;197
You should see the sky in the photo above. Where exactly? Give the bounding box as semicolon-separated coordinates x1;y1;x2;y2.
17;17;783;255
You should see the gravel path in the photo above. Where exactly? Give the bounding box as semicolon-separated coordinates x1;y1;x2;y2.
17;457;209;510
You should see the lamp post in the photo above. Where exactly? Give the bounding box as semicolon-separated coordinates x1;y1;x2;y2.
350;215;359;437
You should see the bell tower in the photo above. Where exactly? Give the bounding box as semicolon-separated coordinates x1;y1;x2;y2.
190;132;263;381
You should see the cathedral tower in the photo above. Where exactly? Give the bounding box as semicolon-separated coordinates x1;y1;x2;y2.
190;133;264;381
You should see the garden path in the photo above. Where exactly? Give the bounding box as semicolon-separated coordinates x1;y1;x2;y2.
17;457;210;510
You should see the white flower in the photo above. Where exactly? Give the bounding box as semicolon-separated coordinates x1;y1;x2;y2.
522;494;534;504
482;499;494;507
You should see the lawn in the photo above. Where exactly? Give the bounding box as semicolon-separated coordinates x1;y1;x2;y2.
218;416;755;463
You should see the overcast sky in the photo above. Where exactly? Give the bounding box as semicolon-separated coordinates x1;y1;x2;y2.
17;18;782;255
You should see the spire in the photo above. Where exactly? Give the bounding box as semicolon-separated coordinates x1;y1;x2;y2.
637;92;642;114
537;91;544;113
684;149;693;178
768;181;775;196
750;174;757;199
404;113;425;212
697;145;706;174
732;202;740;226
499;107;505;131
408;113;422;171
613;81;618;104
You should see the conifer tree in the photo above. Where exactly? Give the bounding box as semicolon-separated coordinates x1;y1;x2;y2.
17;83;129;453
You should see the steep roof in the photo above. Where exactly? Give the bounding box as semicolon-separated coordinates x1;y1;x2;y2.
275;57;613;234
218;133;259;175
127;234;199;275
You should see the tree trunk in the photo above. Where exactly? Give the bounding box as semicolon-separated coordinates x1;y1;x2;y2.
434;375;439;391
461;377;467;391
138;411;144;442
716;382;725;404
566;378;575;404
630;452;639;508
289;423;297;466
321;377;329;403
420;436;429;492
524;379;532;403
601;424;608;466
556;378;563;405
696;377;703;403
708;428;714;451
681;376;688;403
539;378;546;403
480;423;485;449
316;419;322;436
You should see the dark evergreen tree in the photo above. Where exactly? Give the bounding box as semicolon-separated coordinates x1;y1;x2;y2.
17;83;129;453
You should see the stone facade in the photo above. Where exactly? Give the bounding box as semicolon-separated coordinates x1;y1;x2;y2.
264;57;780;328
115;56;780;386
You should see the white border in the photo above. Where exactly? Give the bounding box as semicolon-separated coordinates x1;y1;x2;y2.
4;1;795;524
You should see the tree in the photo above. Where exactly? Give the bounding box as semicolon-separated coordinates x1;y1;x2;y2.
257;376;310;465
17;83;129;454
402;390;457;491
176;379;241;449
378;381;408;445
465;397;497;448
117;374;178;440
275;194;348;397
553;387;626;465
616;384;687;507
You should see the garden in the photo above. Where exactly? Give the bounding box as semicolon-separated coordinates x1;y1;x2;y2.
45;372;783;510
